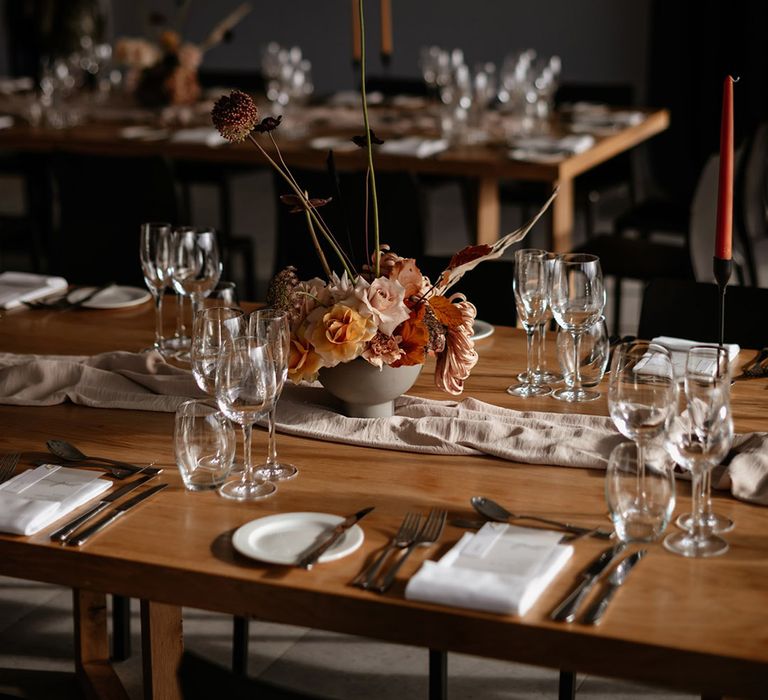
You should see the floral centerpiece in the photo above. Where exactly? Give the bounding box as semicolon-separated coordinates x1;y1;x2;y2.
211;1;555;399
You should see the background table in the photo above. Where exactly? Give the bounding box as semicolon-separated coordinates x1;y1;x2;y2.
0;302;766;699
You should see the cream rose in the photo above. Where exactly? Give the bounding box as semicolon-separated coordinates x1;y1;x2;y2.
364;277;409;335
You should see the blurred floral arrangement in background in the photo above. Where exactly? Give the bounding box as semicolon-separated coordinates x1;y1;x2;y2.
211;2;556;394
115;1;251;107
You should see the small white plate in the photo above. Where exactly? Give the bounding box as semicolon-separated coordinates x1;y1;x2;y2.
68;285;151;309
472;319;495;341
232;512;365;566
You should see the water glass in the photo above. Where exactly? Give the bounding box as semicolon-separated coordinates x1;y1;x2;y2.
174;400;236;491
606;442;675;542
557;315;609;389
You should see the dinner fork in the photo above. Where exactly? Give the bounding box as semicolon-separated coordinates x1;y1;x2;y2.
0;452;20;483
373;509;447;593
352;512;422;590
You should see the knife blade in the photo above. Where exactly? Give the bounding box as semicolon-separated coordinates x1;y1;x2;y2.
550;543;626;622
297;506;375;569
49;472;159;542
64;483;168;547
582;549;647;625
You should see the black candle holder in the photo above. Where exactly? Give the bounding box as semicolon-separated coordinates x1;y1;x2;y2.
713;256;732;347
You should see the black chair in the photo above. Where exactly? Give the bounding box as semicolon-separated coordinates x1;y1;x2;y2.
638;278;768;349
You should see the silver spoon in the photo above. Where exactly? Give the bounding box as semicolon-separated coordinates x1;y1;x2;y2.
471;496;612;539
46;440;143;473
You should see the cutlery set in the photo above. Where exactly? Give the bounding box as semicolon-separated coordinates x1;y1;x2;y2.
22;283;113;310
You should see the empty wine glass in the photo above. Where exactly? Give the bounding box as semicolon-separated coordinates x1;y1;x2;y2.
139;222;171;353
550;254;605;402
249;309;298;481
675;345;735;536
608;341;676;501
191;307;245;395
664;348;733;557
215;335;278;501
508;249;551;397
170;226;222;323
165;225;195;354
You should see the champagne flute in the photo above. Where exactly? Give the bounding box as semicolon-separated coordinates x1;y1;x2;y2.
215;335;278;501
139;222;171;353
507;248;551;397
675;345;734;535
549;253;605;402
249;309;298;481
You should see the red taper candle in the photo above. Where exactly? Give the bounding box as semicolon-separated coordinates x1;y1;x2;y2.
714;75;734;261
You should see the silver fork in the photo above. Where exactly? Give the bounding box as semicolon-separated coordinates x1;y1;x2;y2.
0;453;20;483
352;512;422;590
373;509;447;593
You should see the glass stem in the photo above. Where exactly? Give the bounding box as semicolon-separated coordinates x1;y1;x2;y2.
153;292;164;350
241;423;254;486
540;321;548;373
176;293;186;338
636;438;646;502
525;328;536;387
701;469;713;522
572;330;584;394
266;405;278;468
532;324;543;382
691;468;704;546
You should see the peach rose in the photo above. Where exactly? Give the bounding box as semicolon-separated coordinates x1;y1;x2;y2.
307;304;377;365
390;258;427;299
287;334;323;383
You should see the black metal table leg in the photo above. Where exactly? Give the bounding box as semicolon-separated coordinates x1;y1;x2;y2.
429;649;447;700
559;670;576;700
232;616;250;675
111;595;131;661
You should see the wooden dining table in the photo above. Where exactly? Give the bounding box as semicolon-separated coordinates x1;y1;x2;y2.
0;301;766;700
0;100;669;252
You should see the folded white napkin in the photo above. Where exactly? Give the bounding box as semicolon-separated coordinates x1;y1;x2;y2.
170;127;227;148
380;137;449;159
405;522;573;615
308;136;358;153
0;464;110;536
566;103;645;134
651;336;740;379
0;271;68;309
509;134;595;163
0;115;13;130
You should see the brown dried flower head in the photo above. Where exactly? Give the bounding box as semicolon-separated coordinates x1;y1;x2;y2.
351;129;384;148
211;90;259;142
254;115;283;133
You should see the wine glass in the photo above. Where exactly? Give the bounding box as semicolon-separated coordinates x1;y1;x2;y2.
664;349;733;557
170;227;222;321
675;345;734;535
139;222;171;353
191;307;245;395
549;253;605;402
249;309;298;481
215;335;278;501
608;341;676;490
164;226;195;354
507;249;551;397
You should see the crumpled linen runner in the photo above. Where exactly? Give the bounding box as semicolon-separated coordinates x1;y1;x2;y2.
0;351;204;412
275;384;768;506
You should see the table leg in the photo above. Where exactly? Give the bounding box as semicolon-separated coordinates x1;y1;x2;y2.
111;595;132;661
551;178;574;253
428;649;447;700
558;670;576;699
140;599;183;700
475;176;501;246
73;589;129;700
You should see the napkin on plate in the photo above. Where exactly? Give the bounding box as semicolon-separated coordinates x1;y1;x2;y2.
380;137;449;159
650;336;740;379
509;134;595;163
0;271;68;309
0;464;111;536
405;522;573;615
170;128;228;148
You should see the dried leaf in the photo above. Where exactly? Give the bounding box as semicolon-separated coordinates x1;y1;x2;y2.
279;194;332;214
253;115;282;133
447;244;493;270
351;129;384;148
429;295;463;329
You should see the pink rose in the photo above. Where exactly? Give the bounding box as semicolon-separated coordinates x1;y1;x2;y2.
364;277;409;336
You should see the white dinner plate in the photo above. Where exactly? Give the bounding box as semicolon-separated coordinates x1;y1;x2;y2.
232;512;365;566
471;319;495;341
68;285;151;309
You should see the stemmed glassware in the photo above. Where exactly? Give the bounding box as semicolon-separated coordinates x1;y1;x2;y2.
508;249;551;397
664;345;733;557
608;340;677;488
191;307;245;395
215;335;278;501
249;309;298;481
549;253;605;402
139;222;171;353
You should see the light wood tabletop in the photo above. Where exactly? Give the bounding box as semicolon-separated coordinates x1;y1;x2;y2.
0;104;668;252
0;302;766;699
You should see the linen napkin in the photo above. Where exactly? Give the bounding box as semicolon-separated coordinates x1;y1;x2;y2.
0;464;111;535
651;336;740;379
0;272;68;309
380;137;449;159
0;350;205;412
509;134;595;163
405;522;572;615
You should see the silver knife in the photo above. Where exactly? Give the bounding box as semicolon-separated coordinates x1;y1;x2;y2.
64;483;168;547
49;472;159;542
297;506;375;569
550;543;626;622
582;549;647;625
